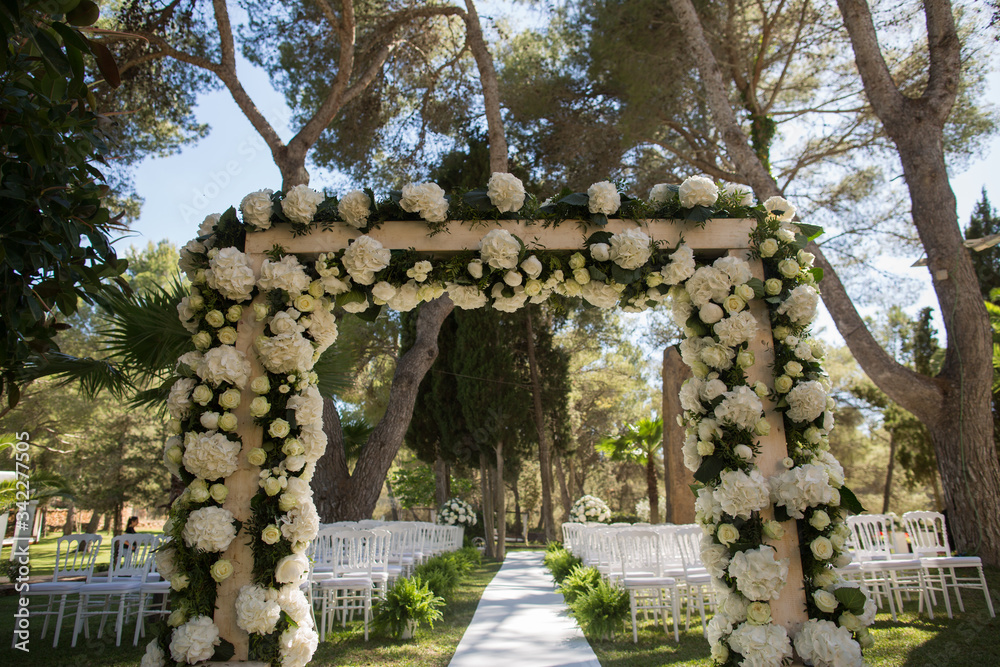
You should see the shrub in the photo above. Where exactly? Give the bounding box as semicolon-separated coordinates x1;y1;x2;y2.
454;546;483;568
559;565;602;605
414;556;461;598
546;540;564;553
571;579;629;640
543;547;581;584
372;576;445;638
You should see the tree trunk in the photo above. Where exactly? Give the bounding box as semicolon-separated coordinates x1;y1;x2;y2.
524;306;555;542
462;0;508;173
63;504;75;536
646;456;660;524
663;348;695;524
554;454;572;520
434;456;449;507
494;440;505;560
882;433;897;513
479;449;496;559
312;296;455;521
512;476;522;538
84;511;100;533
100;513;110;532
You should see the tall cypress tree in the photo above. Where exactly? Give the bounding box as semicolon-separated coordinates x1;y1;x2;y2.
966;189;1000;299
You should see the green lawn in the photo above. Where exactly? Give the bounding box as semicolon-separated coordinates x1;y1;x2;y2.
4;530;161;579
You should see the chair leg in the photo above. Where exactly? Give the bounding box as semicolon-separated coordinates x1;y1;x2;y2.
951;568;966;612
630;591;638;643
52;594;69;647
41;595;54;640
978;566;995;618
71;595;86;648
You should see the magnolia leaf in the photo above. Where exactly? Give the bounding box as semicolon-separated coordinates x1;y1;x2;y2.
585;231;613;246
355;303;382;322
838;485;865;515
590;212;608;227
809;267;824;283
558;192;589;207
773;505;790;523
694;456;726;484
685;316;708;337
796;223;824;241
746;277;766;298
684;205;714;223
463;189;493;212
834;587;867;615
611;264;638;285
588;266;607;282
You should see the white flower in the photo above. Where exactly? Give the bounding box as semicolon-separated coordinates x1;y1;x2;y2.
386;281;421;312
713;256;753;286
587;181;620;215
609;228;652;269
794;619;864;667
728;545;788;601
278;584;314;629
521;255;543;279
258;254;311;295
141;639;166;667
814;450;845;488
169;616;220;665
778;258;801;278
479;229;521;270
777;284;820;325
581;281;621;309
648;183;674;204
679;377;705;414
196;345;252;389
714;468;770;519
679;175;719;208
154;546;177;580
306;307;338;353
281;498;320;544
183;431;240;481
487;172;526;212
182;506;236;552
770;464;836;518
713;310;759;347
241;189;274;229
763;195;796;222
685;265;730;307
205;247;256;302
447;283;489;310
338;189;371;228
279;625;320;667
256;332;315;374
714;386;763;430
491;283;529;312
286;385;323;428
235;584;281;635
700;534;731;578
400;182;449;222
723;183;754;206
166;378;197;420
342;235;391;285
695;487;724;526
786;380;827;424
728;622;793;667
281;184;325;224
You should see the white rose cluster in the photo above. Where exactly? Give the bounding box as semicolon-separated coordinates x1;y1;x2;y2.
437;497;477;528
400;182;449;223
568;494;611;523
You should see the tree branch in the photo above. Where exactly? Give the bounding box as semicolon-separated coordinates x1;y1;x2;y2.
211;0;236;72
462;0;508;173
834;0;906;124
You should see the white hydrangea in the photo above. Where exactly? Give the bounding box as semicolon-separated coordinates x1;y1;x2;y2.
678;175;719;208
794;619;864;667
279;625;320;667
306;307;339;353
685;265;730;307
280;498;320;544
281;184;325;224
587;181;621;215
479;229;522;270
383;280;419;311
770;464;837;518
662;244;695;284
176;296;199;333
205;247;256;302
196;345;252;389
813;450;845;488
723;183;755;206
235;584;281;635
608;228;652;269
341;235;391;285
278;584;314;629
258;254;311;295
400;182;449;223
338;189;372;228
700;534;731;578
240;189;274;229
648;183;674;205
682;434;703;471
713;468;770;519
713;256;753;286
182;431;240;481
299;423;328;462
446;283;489;310
695;487;724;526
182;506;237;553
166;378;197;420
777;284;819;325
169;616;220;665
141;639;166;667
714;386;764;431
154;546;178;580
491;283;529;312
728;621;793;667
728;545;788;601
256;332;315;374
713;310;759;347
286;385;323;428
786;380;827;424
581;281;621;309
487;172;526;213
679;377;705;414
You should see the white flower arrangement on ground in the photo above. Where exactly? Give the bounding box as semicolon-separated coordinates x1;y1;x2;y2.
568;494;611;523
438;497;477;529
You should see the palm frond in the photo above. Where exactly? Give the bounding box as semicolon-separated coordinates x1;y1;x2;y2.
99;277;194;384
131;377;179;412
314;344;356;398
18;353;133;401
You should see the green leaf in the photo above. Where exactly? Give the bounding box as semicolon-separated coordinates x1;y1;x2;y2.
694;456;726;484
356;303;383;322
809;267;824;283
685;316;708;336
688;483;702;497
588;266;607;282
834;586;867;615
773;505;790;523
86;38;120;88
684;205;715;223
590;212;608;227
214;639;236;662
796;223;824;241
610;264;637;285
585;231;613;246
746;277;765;299
463;189;494;213
838;485;865;515
558;192;589;207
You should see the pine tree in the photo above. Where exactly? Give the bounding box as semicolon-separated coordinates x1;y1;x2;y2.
966;189;1000;299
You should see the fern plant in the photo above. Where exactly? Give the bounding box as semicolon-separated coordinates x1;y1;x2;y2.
570;579;629;641
414;557;461;598
372;576;445;639
543;547;581;584
559;565;601;605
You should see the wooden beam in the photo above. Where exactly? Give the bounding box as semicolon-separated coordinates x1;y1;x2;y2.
245;218;755;254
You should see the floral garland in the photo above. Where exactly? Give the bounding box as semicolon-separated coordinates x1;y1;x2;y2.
676;209;875;666
437;497;477;529
145;171;870;667
568;495;612;524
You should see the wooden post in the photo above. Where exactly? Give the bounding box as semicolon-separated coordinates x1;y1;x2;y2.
731;250;808;638
213;252;267;660
662;347;695;524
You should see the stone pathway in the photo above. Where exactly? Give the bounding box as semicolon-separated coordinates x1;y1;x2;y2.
449;550;601;667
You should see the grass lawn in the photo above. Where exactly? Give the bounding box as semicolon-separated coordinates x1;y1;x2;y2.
0;558;502;666
584;566;1000;667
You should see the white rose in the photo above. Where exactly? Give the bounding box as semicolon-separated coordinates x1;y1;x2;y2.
763;195;796;222
778;258;800;278
240;189;274;228
338;189;371;228
678;175;719;208
274;553;310;584
487;172;526;212
759;237;780;257
589;243;610;262
587;181;621;215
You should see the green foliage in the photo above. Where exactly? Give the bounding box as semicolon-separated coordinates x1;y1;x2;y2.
570;578;629;640
543;547;581;584
0;0;129;409
546;540;564;552
414;556;461;599
372;576;445;638
559;565;602;605
453;546;483;568
387;466;475;509
596;417;663;467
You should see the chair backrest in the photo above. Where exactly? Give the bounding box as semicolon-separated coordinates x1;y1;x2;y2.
332;529;374;576
672;525;704;573
369;528;392;575
616;529;663;577
902;511;951;557
847;515;893;560
109;533;159;581
52;533;102;583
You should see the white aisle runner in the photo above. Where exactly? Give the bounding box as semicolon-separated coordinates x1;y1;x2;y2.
449;550;601;667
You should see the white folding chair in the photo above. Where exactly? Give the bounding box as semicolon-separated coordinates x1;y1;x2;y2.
903;511;995;618
315;529;375;641
616;529;679;642
671;525;714;634
132;535;172;645
16;533;102;647
847;515;932;621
